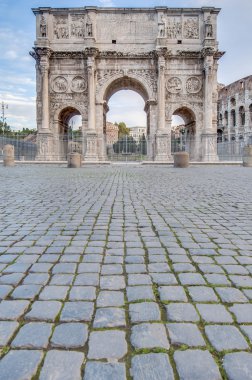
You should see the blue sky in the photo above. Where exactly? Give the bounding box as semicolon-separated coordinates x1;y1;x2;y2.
0;0;251;130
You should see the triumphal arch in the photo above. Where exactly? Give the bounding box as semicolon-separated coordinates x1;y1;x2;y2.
31;6;223;161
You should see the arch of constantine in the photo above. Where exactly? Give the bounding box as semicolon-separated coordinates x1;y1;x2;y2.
30;6;223;162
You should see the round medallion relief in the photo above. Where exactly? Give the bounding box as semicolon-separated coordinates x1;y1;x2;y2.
71;76;87;93
52;76;68;93
186;77;202;93
166;77;182;94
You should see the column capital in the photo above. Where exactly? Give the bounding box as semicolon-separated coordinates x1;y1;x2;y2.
201;47;214;58
85;47;99;58
30;47;52;62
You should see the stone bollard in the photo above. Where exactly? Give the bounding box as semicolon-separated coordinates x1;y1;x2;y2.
173;151;189;168
243;145;252;167
3;144;15;167
67;152;82;168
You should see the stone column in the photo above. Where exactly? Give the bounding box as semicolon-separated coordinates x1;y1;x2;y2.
40;58;50;131
87;56;95;132
202;52;218;161
36;50;54;161
85;54;98;161
155;52;172;161
96;102;107;161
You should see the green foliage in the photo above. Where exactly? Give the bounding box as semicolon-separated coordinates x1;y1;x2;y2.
117;121;130;137
0;121;37;138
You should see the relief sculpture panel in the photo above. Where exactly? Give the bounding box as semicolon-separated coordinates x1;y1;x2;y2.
51;76;68;93
183;17;199;39
71;15;85;38
186;77;202;94
166;77;182;94
54;16;69;39
167;17;182;39
71;76;87;92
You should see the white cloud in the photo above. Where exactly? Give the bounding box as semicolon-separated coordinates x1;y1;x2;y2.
107;90;146;127
3;50;18;60
99;0;114;6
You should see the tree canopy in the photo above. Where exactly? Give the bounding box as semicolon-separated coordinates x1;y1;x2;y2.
0;121;36;138
116;122;130;137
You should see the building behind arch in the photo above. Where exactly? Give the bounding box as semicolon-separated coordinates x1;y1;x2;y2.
218;76;252;144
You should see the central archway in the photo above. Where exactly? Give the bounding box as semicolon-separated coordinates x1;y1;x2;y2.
99;75;156;161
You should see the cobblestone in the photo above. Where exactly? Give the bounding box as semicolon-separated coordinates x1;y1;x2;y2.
84;362;126;380
51;322;88;348
131;323;169;349
11;322;52;349
205;325;249;351
40;350;84;380
174;349;221;380
131;353;174;380
0;165;252;379
0;350;43;380
223;352;252;380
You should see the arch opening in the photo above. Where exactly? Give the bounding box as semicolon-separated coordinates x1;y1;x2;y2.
103;77;149;161
171;107;196;157
57;106;83;159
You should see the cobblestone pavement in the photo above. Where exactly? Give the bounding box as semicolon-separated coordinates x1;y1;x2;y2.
0;165;252;380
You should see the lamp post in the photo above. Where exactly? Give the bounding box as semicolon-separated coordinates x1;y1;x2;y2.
1;101;8;137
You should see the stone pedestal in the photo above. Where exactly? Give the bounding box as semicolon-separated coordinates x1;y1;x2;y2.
3;145;15;167
201;133;219;162
243;145;252;167
155;133;172;161
174;152;189;168
84;132;98;161
67;152;82;168
36;132;54;161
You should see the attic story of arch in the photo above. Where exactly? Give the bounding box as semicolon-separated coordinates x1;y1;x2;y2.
30;6;224;161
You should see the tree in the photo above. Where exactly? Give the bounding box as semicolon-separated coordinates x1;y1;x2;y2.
117;122;130;138
0;123;37;138
0;121;12;136
139;133;147;155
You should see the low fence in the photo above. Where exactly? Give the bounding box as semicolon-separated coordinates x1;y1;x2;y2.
0;134;247;162
217;141;244;161
0;136;37;161
108;137;148;162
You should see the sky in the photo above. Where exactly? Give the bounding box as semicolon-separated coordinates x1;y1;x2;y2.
0;0;251;130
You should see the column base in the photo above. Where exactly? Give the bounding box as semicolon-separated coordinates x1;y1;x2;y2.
84;132;99;161
154;133;173;161
201;133;219;162
36;132;54;161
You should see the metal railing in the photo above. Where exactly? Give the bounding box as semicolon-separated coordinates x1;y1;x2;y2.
217;141;244;161
0;133;249;162
108;136;148;161
0;136;37;161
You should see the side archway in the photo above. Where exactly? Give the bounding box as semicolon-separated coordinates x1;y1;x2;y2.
53;106;83;160
171;106;198;159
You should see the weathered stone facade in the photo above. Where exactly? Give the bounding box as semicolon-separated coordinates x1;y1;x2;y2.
30;6;223;161
218;76;252;143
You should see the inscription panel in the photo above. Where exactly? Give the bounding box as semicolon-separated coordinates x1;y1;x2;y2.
96;13;157;42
